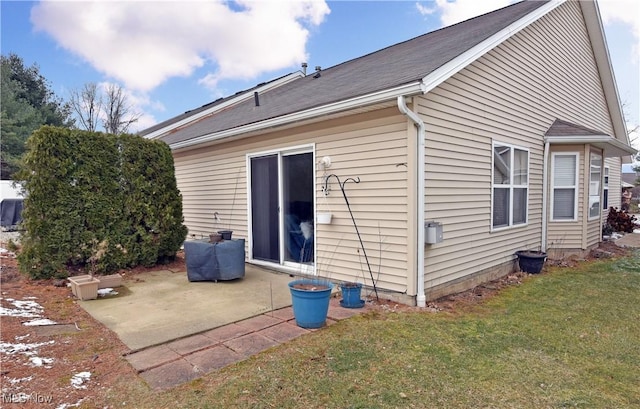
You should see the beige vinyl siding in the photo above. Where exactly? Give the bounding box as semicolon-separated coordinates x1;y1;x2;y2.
604;156;622;210
416;0;615;290
174;107;411;293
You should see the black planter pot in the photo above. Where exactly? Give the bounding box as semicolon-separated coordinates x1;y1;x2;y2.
217;230;233;240
515;250;547;274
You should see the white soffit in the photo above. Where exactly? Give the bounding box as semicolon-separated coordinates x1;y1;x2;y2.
545;135;637;158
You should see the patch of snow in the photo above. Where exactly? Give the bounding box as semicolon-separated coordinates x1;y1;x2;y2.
0;340;54;355
97;288;118;297
8;376;33;385
23;318;58;326
1;338;55;368
15;334;30;341
633;229;640;234
0;298;44;318
28;356;54;367
70;372;91;389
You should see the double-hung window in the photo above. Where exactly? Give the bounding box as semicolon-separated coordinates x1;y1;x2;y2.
551;153;579;221
589;152;602;219
492;143;529;229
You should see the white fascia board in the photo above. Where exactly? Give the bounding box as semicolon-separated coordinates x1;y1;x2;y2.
144;72;304;140
420;0;564;94
169;81;424;150
545;135;637;158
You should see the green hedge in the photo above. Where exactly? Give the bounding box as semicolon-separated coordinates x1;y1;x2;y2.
17;126;187;278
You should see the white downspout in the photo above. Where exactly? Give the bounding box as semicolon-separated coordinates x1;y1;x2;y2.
541;141;550;252
397;96;426;308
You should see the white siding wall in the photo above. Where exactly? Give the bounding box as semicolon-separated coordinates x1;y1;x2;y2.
174;108;412;293
417;1;616;290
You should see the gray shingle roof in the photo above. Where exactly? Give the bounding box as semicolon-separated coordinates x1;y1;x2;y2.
138;73;294;137
154;0;548;146
545;119;609;137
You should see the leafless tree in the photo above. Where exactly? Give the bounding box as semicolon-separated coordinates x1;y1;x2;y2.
69;82;141;135
69;82;102;132
102;83;141;135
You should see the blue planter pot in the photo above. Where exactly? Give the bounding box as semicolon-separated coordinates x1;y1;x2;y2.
515;250;547;274
340;282;364;308
288;279;333;329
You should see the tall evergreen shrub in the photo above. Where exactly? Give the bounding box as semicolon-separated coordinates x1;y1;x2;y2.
119;134;188;267
17;126;187;278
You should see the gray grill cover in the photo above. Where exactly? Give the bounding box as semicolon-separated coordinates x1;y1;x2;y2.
184;239;245;281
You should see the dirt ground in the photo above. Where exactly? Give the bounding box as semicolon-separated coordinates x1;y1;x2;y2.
0;239;633;408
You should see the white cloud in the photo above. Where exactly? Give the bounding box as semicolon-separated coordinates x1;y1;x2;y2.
598;0;640;64
417;0;513;26
415;2;436;17
30;0;330;92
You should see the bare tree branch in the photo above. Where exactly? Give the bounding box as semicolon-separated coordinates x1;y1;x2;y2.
69;82;102;132
70;82;141;135
102;83;141;135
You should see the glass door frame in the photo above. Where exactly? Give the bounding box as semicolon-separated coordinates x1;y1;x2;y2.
246;144;316;275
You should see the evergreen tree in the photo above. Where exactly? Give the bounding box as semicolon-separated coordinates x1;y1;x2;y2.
1;53;73;179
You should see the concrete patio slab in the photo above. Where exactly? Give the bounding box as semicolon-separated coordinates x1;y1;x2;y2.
79;264;294;350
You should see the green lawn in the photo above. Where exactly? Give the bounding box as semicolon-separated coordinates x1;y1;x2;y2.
114;251;640;408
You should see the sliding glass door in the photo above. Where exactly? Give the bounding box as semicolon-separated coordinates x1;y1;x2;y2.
250;155;279;262
249;148;314;268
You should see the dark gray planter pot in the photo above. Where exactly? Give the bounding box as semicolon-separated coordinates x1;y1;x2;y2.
515;250;547;274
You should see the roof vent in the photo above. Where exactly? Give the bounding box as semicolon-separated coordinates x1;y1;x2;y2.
254;91;260;107
313;66;321;79
301;62;308;76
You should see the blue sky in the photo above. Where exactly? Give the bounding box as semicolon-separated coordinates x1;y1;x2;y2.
1;0;638;147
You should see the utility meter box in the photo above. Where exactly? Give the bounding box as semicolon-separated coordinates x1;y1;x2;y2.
425;221;443;244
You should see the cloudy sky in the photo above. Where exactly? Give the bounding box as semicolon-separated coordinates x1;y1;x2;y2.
2;0;638;146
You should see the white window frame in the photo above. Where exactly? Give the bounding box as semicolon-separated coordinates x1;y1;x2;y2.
550;152;579;222
246;143;316;275
588;151;602;220
491;141;529;231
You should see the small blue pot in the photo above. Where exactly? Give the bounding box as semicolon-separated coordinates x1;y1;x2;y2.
340;282;364;308
289;279;333;329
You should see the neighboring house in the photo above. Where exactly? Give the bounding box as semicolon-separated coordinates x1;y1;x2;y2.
621;168;640;199
142;0;636;306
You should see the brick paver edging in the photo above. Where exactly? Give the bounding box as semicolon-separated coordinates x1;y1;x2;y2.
125;299;369;389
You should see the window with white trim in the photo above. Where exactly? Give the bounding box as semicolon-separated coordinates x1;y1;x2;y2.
589;152;602;219
603;166;609;210
551;153;579;221
492;143;529;229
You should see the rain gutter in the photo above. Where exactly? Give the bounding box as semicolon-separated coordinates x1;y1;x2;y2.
169;82;425;150
397;95;426;308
